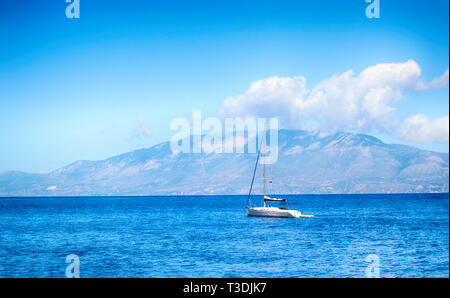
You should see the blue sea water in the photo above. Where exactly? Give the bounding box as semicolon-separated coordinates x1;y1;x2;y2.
0;194;448;278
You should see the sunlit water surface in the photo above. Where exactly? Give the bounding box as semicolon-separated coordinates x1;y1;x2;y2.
0;194;448;277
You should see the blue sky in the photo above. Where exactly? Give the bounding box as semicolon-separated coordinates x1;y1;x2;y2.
0;0;449;173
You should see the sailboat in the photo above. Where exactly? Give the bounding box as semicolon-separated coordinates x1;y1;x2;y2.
245;124;314;219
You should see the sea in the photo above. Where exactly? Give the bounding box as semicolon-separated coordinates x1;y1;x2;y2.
0;194;448;278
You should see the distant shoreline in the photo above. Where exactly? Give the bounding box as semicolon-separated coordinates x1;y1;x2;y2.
0;193;448;199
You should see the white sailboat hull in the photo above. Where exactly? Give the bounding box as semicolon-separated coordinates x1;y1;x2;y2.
244;124;314;219
246;206;314;218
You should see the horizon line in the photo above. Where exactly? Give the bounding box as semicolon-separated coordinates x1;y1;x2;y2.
0;193;448;199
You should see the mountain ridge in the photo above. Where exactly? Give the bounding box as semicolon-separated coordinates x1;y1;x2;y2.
1;130;448;196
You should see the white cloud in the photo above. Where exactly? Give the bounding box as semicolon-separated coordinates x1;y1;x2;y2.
220;75;308;128
47;185;57;190
220;60;448;141
429;69;449;89
398;114;449;143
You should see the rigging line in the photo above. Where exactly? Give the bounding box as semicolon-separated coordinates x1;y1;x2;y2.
246;131;265;207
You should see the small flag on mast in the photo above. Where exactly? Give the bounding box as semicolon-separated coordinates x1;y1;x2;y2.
268;180;273;183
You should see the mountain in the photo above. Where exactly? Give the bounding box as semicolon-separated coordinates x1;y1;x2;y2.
0;130;448;196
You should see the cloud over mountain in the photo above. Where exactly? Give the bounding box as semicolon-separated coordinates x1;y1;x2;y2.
399;114;449;143
220;60;449;142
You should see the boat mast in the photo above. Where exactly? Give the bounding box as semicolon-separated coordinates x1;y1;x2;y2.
263;121;266;207
246;128;264;207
